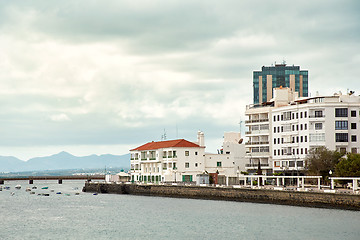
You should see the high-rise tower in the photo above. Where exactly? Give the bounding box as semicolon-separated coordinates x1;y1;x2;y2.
253;63;308;104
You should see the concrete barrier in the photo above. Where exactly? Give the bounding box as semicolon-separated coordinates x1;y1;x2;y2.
83;183;360;211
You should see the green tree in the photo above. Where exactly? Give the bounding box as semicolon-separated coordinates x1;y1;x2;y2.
335;153;360;177
305;146;343;182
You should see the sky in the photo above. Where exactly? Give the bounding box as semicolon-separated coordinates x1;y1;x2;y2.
0;0;359;160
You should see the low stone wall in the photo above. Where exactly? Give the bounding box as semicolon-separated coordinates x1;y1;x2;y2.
83;183;360;211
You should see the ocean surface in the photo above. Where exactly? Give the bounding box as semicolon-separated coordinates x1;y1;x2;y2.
0;180;359;240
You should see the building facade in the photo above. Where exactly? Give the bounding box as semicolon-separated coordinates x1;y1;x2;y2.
130;134;206;183
253;63;308;104
246;87;360;175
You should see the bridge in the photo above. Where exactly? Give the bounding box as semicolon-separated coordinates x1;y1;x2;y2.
0;175;105;184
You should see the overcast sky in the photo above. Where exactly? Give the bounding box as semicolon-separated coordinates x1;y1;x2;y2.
0;0;359;160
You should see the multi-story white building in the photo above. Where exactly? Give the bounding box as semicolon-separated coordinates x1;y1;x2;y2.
245;87;360;175
130;132;206;183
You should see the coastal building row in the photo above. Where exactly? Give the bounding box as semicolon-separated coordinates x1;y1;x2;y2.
129;131;246;183
128;63;360;183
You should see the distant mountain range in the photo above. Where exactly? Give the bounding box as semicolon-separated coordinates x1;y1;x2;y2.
0;151;130;173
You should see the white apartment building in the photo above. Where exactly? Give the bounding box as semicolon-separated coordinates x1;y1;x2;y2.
130;132;206;183
244;105;272;175
246;87;360;175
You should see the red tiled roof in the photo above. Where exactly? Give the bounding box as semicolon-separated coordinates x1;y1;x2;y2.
130;139;202;151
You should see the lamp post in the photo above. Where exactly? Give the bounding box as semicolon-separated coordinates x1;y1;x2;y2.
329;170;333;189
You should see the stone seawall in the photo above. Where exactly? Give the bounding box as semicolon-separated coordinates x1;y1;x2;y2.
83;183;360;211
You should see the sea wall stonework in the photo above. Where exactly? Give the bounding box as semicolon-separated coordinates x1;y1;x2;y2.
83;183;360;211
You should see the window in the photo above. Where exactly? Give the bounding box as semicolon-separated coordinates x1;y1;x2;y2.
305;148;308;154
315;110;323;117
217;162;222;167
351;135;357;142
296;113;299;119
274;161;280;167
278;149;280;155
281;126;283;132
315;123;323;130
292;113;295;119
195;163;198;167
351;110;356;117
351;123;357;129
301;148;303;154
305;136;307;142
281;115;284;121
310;133;325;142
274;138;276;144
336;133;348;142
300;124;303;131
226;152;230;154
185;151;189;156
300;112;303;118
335;121;348;130
274;127;276;133
352;148;357;153
296;125;299;131
277;115;280;121
304;111;307;118
274;116;276;122
195;152;198;155
185;162;189;168
296;136;299;143
301;136;303;142
274;150;276;156
304;124;307;130
335;108;348;117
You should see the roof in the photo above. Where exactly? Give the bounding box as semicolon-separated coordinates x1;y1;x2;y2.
130;139;202;151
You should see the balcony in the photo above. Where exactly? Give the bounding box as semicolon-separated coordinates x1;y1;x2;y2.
245;130;269;135
245;163;270;167
246;152;270;157
309;115;325;118
245;118;269;124
245;141;269;145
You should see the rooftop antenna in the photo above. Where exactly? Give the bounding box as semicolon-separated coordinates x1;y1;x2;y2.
161;129;167;141
282;59;286;65
238;118;243;135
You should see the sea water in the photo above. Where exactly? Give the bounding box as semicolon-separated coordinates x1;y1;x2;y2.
0;180;359;240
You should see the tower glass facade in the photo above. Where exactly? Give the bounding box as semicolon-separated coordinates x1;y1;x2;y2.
253;64;308;104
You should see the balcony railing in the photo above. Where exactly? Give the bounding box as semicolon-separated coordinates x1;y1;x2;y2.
309;115;325;118
245;141;269;145
245;118;269;124
247;152;270;156
245;163;270;167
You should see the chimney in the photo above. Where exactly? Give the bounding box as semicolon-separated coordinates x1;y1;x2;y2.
197;131;205;147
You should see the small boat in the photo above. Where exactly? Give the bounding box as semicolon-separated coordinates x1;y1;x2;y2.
32;186;37;189
56;192;62;194
93;193;98;195
4;186;10;190
38;193;50;196
30;191;35;194
15;185;21;189
26;188;31;192
75;193;80;195
41;187;48;189
11;192;15;196
65;193;71;196
50;190;55;192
